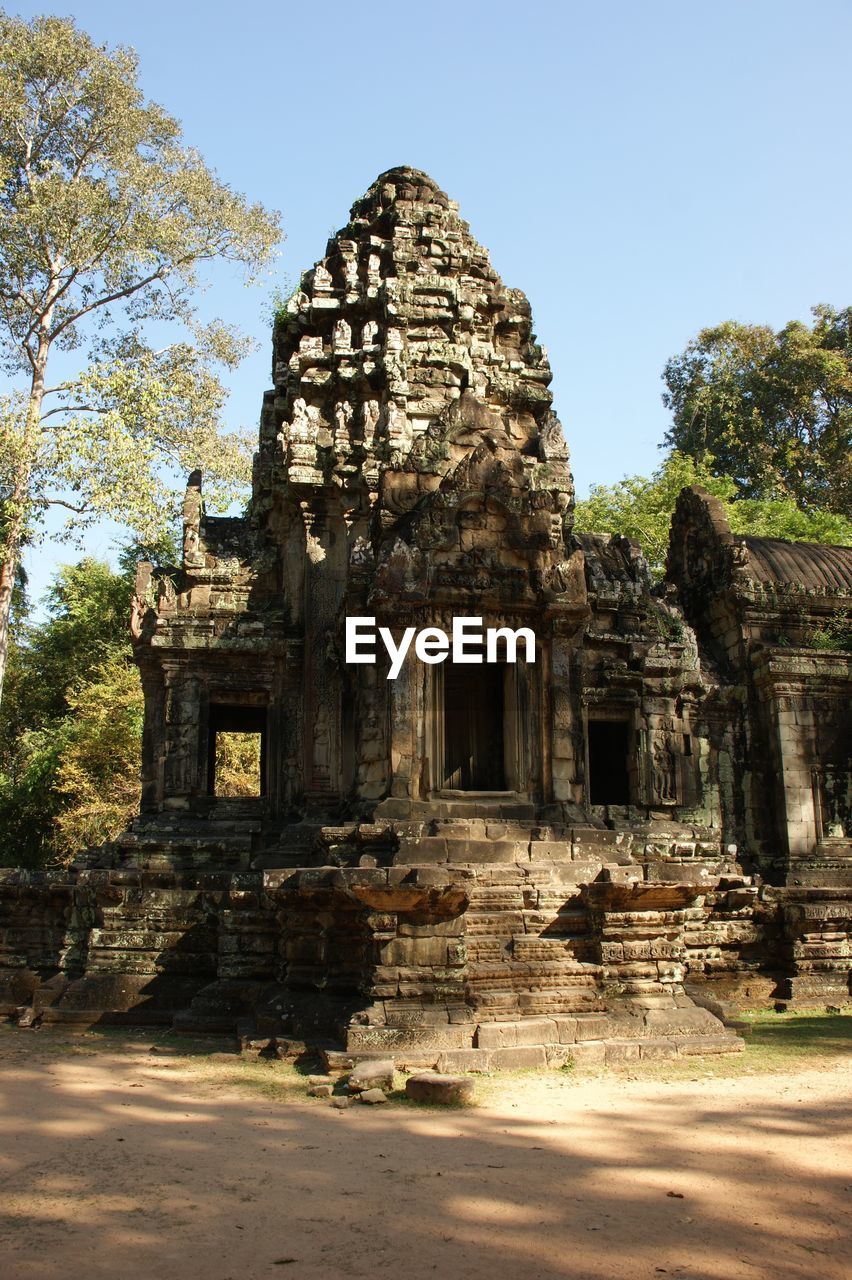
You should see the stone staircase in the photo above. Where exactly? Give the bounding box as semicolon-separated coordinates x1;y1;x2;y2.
463;867;605;1020
115;817;262;871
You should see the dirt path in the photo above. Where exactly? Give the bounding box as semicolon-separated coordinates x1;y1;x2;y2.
0;1029;849;1280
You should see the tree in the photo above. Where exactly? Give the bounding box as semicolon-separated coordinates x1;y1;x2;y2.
0;545;267;866
0;12;281;707
0;552;140;865
0;554;137;737
573;451;852;578
52;649;143;857
662;306;852;516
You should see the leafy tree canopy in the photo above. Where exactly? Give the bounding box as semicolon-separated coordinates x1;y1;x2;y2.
1;555;136;740
573;452;852;578
0;552;139;865
0;11;281;705
0;546;266;866
662;306;851;516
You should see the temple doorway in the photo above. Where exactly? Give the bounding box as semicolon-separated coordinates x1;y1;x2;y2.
442;662;505;790
587;719;630;805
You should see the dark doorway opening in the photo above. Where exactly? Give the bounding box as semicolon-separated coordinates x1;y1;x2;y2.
587;720;630;805
208;704;267;797
443;663;505;790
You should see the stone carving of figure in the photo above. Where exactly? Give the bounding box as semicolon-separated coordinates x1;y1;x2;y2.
731;539;750;569
362;399;381;444
367;253;381;284
350;535;373;568
333;318;351;352
313;706;330;774
313;262;333;292
362;320;379;348
547;556;582;598
290;397;312;439
181;470;204;566
387;399;408;448
334;399;353;452
129;595;145;640
652;733;677;804
539;412;569;461
183;523;200;563
343;256;359;291
385;327;404;352
283;754;301;808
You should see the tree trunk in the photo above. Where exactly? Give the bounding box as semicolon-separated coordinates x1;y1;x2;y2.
0;534;22;710
0;345;48;712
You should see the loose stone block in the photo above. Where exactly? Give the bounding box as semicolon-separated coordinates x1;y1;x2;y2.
359;1087;388;1104
347;1059;395;1092
405;1072;475;1105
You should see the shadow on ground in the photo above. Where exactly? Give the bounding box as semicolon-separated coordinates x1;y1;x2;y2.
0;1024;848;1280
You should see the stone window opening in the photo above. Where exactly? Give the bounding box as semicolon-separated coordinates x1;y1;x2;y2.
207;705;267;798
587;718;631;806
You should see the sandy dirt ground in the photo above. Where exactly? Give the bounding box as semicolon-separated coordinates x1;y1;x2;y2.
0;1028;849;1280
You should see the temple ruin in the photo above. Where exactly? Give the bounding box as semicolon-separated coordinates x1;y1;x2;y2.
1;167;850;1063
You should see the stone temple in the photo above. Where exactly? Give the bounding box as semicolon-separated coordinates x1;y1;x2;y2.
1;168;850;1064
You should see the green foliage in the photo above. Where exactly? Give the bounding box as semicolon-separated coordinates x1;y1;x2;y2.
0;725;67;865
805;609;852;653
0;10;282;706
573;453;737;576
214;731;262;798
53;652;143;857
662;306;852;515
0;11;281;530
1;557;135;737
574;451;852;578
0;553;142;865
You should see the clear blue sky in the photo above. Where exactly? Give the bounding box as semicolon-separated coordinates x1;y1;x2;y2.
12;0;852;605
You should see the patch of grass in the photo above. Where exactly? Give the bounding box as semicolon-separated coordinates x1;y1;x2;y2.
738;1008;852;1059
189;1057;306;1103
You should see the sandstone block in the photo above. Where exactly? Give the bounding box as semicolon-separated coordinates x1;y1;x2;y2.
552;1015;579;1044
436;1049;492;1072
637;1038;678;1060
475;1018;556;1049
676;1035;744;1056
359;1087;388;1104
405;1072;475;1105
567;1041;606;1066
488;1045;547;1070
604;1040;641;1064
348;1058;395;1092
573;1014;610;1041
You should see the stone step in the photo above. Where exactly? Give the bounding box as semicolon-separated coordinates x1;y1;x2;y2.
468;993;605;1017
119;832;256;851
511;936;574;961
